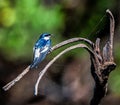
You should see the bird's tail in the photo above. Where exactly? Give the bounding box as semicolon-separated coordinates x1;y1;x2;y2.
30;60;39;69
30;63;37;69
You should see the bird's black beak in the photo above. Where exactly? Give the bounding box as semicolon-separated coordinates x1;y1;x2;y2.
50;34;54;37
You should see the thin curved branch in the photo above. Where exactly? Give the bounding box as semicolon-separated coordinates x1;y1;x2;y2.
2;37;93;92
3;66;30;91
34;44;95;95
50;37;94;52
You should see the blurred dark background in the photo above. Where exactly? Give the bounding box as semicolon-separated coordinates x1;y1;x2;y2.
0;0;120;105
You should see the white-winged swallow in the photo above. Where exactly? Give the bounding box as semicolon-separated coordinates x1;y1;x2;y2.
30;33;52;69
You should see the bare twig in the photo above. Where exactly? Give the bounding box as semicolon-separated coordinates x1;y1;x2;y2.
106;9;115;61
34;44;95;95
51;37;94;51
2;37;93;91
3;66;30;91
106;9;115;50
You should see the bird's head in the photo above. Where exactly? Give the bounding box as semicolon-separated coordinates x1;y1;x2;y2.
40;33;51;40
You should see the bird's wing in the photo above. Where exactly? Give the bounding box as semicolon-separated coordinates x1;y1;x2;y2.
31;45;50;68
40;45;50;53
32;39;43;60
30;39;51;69
33;45;49;61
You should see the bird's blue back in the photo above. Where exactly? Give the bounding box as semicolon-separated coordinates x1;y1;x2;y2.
35;38;50;48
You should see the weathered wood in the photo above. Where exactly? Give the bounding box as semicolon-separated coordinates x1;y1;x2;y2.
90;9;116;105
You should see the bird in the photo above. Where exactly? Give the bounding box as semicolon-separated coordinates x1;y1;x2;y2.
30;33;52;69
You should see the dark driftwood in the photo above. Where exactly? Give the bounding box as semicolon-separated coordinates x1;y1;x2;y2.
90;9;116;105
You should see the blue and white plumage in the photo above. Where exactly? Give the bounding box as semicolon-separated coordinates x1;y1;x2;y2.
30;33;52;69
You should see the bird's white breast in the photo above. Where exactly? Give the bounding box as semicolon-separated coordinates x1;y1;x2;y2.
35;48;40;58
